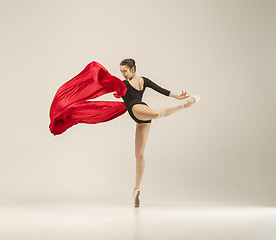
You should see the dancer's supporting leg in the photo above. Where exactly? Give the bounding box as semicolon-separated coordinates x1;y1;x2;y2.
134;122;151;189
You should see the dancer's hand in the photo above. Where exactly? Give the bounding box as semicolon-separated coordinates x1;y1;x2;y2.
176;91;189;100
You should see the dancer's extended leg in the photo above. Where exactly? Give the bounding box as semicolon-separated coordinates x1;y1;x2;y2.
132;95;200;121
158;98;195;117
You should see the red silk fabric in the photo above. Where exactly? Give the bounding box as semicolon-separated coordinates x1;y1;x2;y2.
49;61;127;136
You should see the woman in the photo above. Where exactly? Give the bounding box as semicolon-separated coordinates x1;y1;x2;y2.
49;59;200;207
119;59;200;207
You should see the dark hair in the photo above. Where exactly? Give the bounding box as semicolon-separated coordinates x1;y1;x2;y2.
120;58;136;72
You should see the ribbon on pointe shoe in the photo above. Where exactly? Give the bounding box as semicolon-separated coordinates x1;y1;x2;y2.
133;188;140;207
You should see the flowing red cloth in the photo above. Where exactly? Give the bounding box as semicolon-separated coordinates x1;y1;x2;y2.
49;61;127;136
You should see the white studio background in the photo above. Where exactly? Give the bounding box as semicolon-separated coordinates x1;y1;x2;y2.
0;0;275;205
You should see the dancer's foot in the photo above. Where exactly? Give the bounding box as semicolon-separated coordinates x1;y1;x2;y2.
193;95;200;102
182;95;200;108
133;187;140;207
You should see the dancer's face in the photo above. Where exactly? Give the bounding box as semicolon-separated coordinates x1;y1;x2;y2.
120;65;135;80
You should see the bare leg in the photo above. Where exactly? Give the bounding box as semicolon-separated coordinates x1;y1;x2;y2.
134;123;151;189
135;154;145;189
132;122;151;207
132;97;197;121
159;97;196;117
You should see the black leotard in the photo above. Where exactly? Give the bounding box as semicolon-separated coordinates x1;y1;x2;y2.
121;77;170;124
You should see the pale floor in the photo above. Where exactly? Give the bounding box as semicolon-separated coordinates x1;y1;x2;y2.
0;201;275;240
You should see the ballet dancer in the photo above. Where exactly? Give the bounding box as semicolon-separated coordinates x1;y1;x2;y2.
119;59;200;207
49;59;200;208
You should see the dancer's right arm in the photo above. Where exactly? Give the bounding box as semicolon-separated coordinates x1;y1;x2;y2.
143;77;171;96
143;77;188;99
172;91;190;100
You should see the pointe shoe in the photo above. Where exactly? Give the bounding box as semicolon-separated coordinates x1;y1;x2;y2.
183;95;200;108
193;95;200;102
133;188;140;207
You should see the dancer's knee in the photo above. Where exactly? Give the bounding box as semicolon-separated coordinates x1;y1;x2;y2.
135;152;144;159
154;110;162;119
